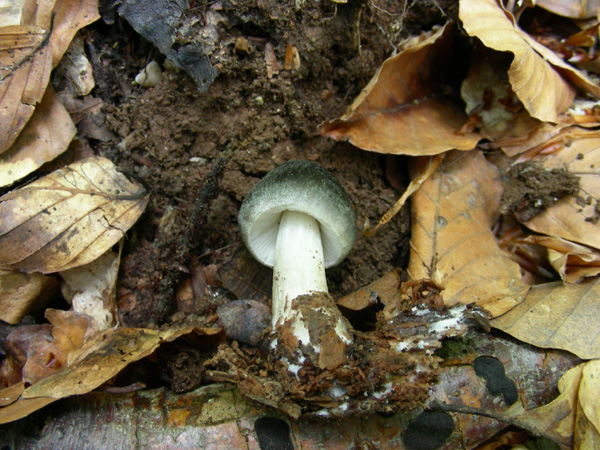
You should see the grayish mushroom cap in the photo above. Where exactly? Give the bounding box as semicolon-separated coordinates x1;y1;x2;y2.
238;160;357;268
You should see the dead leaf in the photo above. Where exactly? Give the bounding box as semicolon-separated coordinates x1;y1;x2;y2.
407;150;529;317
536;0;600;19
460;54;541;141
319;24;481;156
514;363;583;447
525;133;600;250
0;156;149;274
0;24;52;153
0;270;58;324
527;235;600;283
21;324;222;399
0;86;76;187
459;0;578;122
489;118;593;158
491;278;600;359
0;0;98;154
54;34;95;96
60;250;119;330
0;1;29;28
0;396;57;425
0;324;53;386
48;0;100;67
337;270;402;311
0;382;25;406
578;359;600;446
21;309;95;384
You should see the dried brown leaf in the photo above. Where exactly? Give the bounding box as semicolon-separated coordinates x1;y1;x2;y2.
491;278;600;359
0;396;56;425
490;118;591;158
407;150;529;317
0;86;76;187
525;133;600;250
514;363;583;447
337;270;402;311
537;0;600;19
0;24;52;153
48;0;100;67
516;360;600;448
0;270;58;324
0;324;51;386
21;310;95;384
319;24;480;156
0;382;25;407
527;235;600;283
21;324;222;400
460;0;579;122
0;156;149;274
0;0;98;155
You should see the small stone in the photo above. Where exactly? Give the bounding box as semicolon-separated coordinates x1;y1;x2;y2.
135;61;163;87
217;299;270;346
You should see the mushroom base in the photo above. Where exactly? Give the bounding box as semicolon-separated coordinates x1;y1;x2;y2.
274;292;353;371
205;281;477;419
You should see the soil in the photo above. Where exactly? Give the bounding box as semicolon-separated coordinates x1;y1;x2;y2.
72;0;458;391
499;161;580;222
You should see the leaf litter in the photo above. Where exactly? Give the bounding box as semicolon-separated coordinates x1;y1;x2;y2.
0;156;149;273
1;0;600;447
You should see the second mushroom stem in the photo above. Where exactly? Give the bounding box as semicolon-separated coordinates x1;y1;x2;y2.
272;210;328;327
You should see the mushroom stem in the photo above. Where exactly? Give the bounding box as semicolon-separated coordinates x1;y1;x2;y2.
272;210;327;327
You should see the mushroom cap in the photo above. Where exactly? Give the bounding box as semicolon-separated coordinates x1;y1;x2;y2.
238;160;357;268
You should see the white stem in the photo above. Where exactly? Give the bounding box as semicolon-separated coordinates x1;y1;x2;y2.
272;211;327;327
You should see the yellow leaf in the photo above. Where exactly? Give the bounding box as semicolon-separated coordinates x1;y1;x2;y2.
491;279;600;359
459;0;578;122
407;150;529;316
319;23;480;156
0;86;76;187
579;359;600;436
0;156;149;273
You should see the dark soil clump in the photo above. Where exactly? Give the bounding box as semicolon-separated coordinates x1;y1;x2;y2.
499;161;580;222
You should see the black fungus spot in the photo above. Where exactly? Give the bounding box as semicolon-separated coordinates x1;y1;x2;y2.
255;417;294;450
473;356;518;405
403;411;454;450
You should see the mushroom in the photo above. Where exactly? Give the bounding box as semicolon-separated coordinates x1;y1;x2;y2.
238;160;356;366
